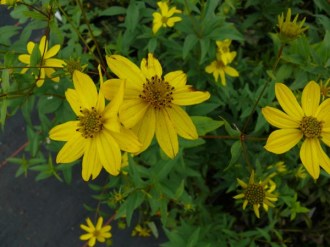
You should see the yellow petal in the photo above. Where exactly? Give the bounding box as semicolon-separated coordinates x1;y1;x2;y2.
152;19;162;33
253;204;260;218
44;58;65;67
111;126;142;153
301;81;320;116
49;121;79;141
322;132;330;147
81;138;98;181
27;41;35;54
224;66;239;77
140;53;162;79
45;68;58;81
39;36;48;55
219;70;226;86
155;109;178;158
237;178;247;188
73;70;98;109
106;55;144;91
119;99;149;128
80;224;92;233
36;68;45;87
166;105;198;140
104;117;121;133
44;44;60;59
164;70;187;89
166;16;182;27
315;98;330;123
96;130;121;176
242;200;248;209
18;54;30;64
56;133;86;164
132;107;156;153
300;138;320;179
88;237;96;247
65;89;81;116
103;80;125;119
96;217;103;230
317;141;330;174
233;193;245;199
86;218;95;229
264;129;302;154
172;87;210;106
262;107;300;129
275;83;304;121
80;233;93;240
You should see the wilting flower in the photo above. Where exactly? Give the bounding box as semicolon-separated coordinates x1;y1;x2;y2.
132;224;151;237
277;8;308;43
205;52;239;86
18;35;65;87
262;81;330;179
103;53;210;158
234;170;278;218
49;67;141;181
152;1;182;34
80;217;112;247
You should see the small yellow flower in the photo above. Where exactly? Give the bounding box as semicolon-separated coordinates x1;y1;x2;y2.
152;1;182;34
205;53;239;86
262;81;330;179
80;217;112;247
103;53;210;158
234;170;278;218
295;165;307;179
216;39;237;64
268;161;287;174
49;67;141;181
18;35;65;87
277;8;308;43
132;224;151;237
320;78;330;100
64;57;87;76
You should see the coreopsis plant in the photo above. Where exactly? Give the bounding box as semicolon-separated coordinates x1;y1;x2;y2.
152;1;182;34
49;67;141;180
102;53;210;158
262;81;330;179
80;217;112;247
18;35;65;87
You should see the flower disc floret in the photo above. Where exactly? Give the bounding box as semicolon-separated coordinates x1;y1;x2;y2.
300;116;322;138
77;107;103;138
245;184;265;205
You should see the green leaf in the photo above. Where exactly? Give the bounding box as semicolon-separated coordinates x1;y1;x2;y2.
183;34;198;60
191;116;224;135
175;180;185;199
199;38;210;64
100;6;127;16
23;11;48;21
187;227;201;247
147;221;159;238
125;1;139;32
125;191;145;225
0;26;21;45
38;96;62;114
224;140;241;171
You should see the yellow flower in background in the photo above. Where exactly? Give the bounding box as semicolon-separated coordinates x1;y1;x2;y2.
216;39;237;64
205;52;239;86
132;224;151;237
234;170;278;218
18;35;65;87
262;81;330;179
80;217;112;247
0;0;19;5
320;78;330;100
103;53;210;158
49;68;141;181
277;8;308;43
152;1;182;33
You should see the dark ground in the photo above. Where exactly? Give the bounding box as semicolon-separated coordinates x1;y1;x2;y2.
0;6;166;247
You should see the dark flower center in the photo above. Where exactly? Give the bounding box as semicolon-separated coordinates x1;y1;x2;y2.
245;184;265;205
300;116;322;138
76;107;103;138
139;75;175;109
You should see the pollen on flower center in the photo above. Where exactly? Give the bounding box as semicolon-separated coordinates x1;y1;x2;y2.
161;16;168;24
300;116;322;138
139;75;175;109
245;184;265;205
216;60;225;69
76;107;103;138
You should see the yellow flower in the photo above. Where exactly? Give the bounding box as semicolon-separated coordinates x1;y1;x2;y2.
216;39;237;64
80;217;112;247
18;35;65;87
103;53;210;158
205;53;239;86
267;161;287;174
320;78;330;100
132;224;151;237
49;67;141;181
277;8;308;43
0;0;19;5
234;170;278;218
262;81;330;179
295;165;307;179
152;1;182;34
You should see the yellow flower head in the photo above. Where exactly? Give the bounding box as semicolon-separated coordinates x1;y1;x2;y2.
103;53;210;158
215;39;237;64
152;1;182;34
49;67;141;181
277;8;308;43
262;81;330;179
320;78;330;100
234;170;278;218
205;52;239;86
132;224;151;237
18;35;65;87
80;217;112;247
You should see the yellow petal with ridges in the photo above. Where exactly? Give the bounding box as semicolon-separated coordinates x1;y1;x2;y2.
315;98;330;123
262;107;300;129
164;70;187;89
73;70;98;109
275;83;304;121
155;109;178;158
65;89;81;116
119;99;149;128
49;121;78;141
106;55;144;90
301;81;320;116
104;80;125;119
81;139;97;181
111;127;141;153
253;204;260;218
132;107;156;153
56;133;86;164
44;44;60;59
166;105;198;140
140;53;162;79
96;130;121;176
264;129;302;154
300;138;320;179
172;87;210;106
322;132;330;147
44;58;65;67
